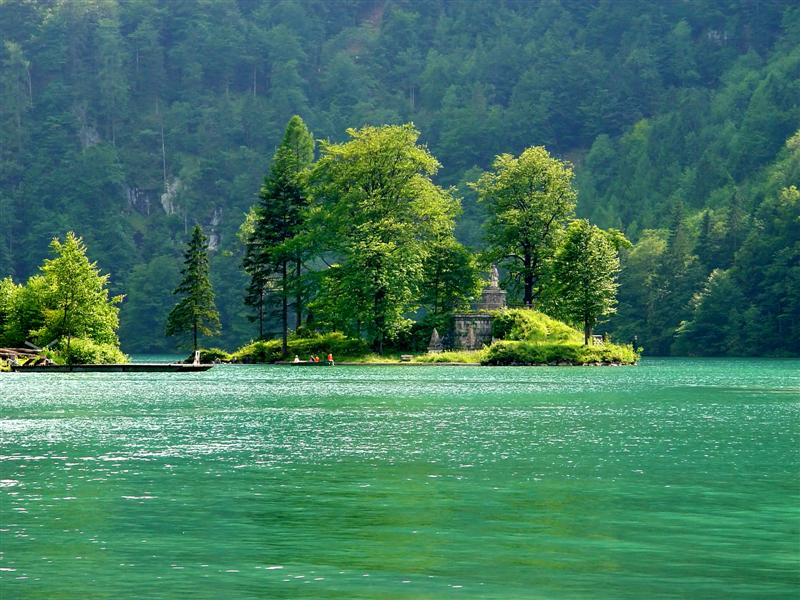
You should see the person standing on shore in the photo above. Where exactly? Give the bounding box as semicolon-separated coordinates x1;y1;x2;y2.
327;353;334;366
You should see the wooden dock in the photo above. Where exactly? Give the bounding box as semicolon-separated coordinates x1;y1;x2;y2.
10;363;214;373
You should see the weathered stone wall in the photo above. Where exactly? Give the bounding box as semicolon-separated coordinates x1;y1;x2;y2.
453;313;493;350
477;288;506;311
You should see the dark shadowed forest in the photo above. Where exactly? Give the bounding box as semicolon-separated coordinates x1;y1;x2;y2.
1;0;798;355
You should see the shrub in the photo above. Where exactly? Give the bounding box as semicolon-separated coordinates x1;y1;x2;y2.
287;331;369;359
231;339;283;363
483;340;638;365
232;332;369;363
195;347;232;362
491;309;582;343
414;349;486;363
55;337;128;364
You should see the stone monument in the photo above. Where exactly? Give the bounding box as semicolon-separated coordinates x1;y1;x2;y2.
452;265;507;350
477;264;507;311
427;327;443;353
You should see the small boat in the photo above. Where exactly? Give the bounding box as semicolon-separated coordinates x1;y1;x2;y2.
10;363;213;373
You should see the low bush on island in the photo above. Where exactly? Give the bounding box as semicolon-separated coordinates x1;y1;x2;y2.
231;331;368;363
414;349;487;363
483;340;638;366
195;347;232;363
491;309;583;343
221;311;637;366
52;337;128;365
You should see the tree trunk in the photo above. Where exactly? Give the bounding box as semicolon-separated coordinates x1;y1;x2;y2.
295;257;302;330
523;251;533;308
584;320;591;346
63;303;71;364
281;261;288;355
258;288;264;340
193;320;198;352
374;287;386;355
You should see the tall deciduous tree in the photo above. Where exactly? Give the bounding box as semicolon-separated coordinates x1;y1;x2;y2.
166;225;220;352
243;115;313;353
306;124;459;353
471;146;577;307
34;232;123;360
551;220;622;345
420;239;482;320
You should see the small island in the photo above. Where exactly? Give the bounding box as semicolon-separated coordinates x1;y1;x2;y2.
2;123;638;370
199;278;637;367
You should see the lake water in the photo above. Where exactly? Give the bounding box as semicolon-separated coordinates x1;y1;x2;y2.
1;358;798;598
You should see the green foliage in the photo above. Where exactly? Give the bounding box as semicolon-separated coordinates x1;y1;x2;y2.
231;339;283;364
306;123;460;353
548;220;622;344
420;239;482;317
483;340;638;365
0;275;46;347
195;347;232;363
414;349;486;364
472;146;577;307
232;331;368;363
490;309;583;344
285;331;369;360
32;233;123;360
242;115;314;345
2;1;798;356
54;337;128;365
118;255;180;353
166;225;221;351
0;276;23;345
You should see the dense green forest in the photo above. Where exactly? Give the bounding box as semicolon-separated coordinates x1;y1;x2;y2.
1;0;798;355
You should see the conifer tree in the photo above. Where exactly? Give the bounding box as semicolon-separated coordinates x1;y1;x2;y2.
243;115;313;353
166;225;220;352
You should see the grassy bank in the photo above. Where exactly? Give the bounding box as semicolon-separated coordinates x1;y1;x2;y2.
213;309;638;366
483;340;638;365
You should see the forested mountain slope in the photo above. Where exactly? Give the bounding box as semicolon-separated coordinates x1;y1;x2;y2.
1;0;797;354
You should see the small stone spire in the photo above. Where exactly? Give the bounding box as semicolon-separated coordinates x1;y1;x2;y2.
428;327;443;353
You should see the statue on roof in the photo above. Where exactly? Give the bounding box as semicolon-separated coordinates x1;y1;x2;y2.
490;264;500;288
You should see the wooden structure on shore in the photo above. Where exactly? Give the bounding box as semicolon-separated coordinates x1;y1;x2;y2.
10;363;213;373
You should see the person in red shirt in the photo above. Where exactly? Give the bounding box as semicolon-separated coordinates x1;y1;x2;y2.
327;353;334;366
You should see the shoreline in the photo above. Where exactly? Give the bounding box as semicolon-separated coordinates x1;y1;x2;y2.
261;360;635;367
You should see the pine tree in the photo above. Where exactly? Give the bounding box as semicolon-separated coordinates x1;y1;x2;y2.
243;115;313;353
166;225;220;352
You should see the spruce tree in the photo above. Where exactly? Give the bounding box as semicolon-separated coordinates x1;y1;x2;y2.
166;225;220;352
243;115;313;353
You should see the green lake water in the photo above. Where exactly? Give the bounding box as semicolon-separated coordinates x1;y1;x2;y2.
1;358;798;598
